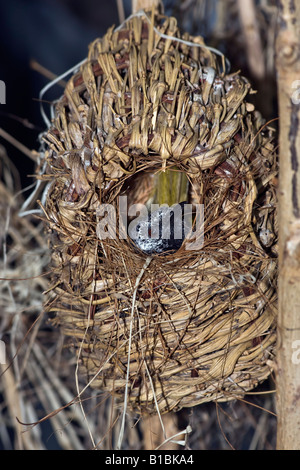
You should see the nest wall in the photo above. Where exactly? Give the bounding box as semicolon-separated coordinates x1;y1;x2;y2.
40;12;277;414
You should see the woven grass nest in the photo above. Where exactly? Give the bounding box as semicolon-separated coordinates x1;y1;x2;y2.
40;11;277;415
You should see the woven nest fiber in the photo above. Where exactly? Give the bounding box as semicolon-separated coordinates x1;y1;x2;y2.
40;11;277;415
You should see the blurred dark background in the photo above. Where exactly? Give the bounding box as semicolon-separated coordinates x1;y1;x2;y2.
0;0;130;185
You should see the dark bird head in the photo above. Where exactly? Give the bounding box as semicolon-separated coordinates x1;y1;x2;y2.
129;201;191;254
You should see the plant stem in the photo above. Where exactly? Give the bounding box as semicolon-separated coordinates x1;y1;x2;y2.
276;0;300;450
